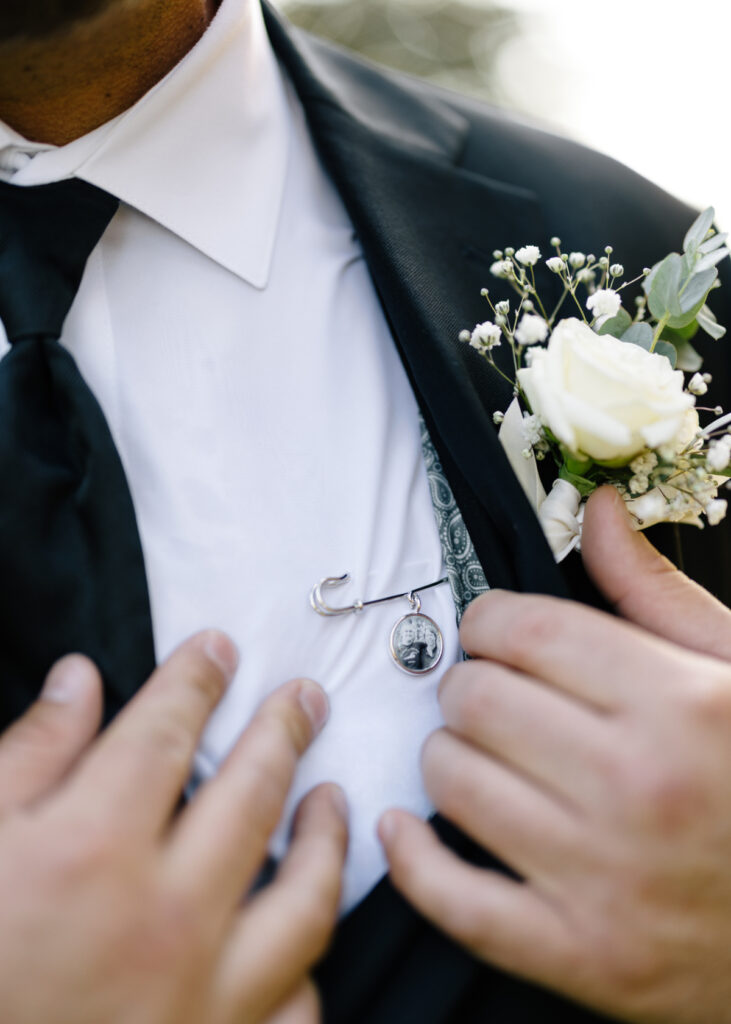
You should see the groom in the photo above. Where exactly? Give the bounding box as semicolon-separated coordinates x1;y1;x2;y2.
0;0;730;1021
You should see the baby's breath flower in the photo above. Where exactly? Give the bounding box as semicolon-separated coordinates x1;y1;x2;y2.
490;259;513;279
493;410;505;425
630;452;658;476
568;252;586;269
604;245;613;255
515;245;541;266
706;498;728;526
629;474;651;496
458;330;471;343
576;268;596;284
687;372;708;396
550;236;561;247
495;299;510;315
470;321;502;351
514;314;549;346
586;288;622;319
505;247;515;257
707;438;731;472
546;256;564;273
492;250;503;260
522;299;535;312
610;263;624;277
521;412;545;448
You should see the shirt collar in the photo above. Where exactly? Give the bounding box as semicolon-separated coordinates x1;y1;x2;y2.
0;0;290;288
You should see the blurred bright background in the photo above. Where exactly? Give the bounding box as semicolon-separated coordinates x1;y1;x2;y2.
280;0;730;231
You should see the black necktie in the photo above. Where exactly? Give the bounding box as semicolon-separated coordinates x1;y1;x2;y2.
0;177;156;728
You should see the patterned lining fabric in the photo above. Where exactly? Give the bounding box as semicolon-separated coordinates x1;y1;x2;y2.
419;414;490;624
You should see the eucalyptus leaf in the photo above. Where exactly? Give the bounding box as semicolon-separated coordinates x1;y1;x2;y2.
661;321;699;344
678;267;717;313
621;323;654;349
653;340;677;367
597;308;632;337
699;232;728;254
695;247;730;273
647;253;682;320
683;207;715;253
667;300;707;330
697;304;727;340
672;337;703;372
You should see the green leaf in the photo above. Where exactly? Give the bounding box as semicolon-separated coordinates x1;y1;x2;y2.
558;463;596;498
563;452;593;475
683;207;715;253
647;253;682;320
661;321;699;344
667;300;708;330
621;323;654;349
597;308;632;338
697;304;727;340
678;267;717;313
695;247;729;273
699;231;727;254
672;337;703;372
653;340;677;367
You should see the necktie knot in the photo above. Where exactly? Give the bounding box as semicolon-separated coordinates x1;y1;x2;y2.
0;177;118;344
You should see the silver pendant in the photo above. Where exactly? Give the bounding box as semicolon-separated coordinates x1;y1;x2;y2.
389;592;444;676
310;574;447;676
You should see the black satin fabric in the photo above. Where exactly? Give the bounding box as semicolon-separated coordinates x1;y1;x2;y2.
0;179;156;729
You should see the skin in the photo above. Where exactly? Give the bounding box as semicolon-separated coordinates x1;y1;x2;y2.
380;486;731;1023
0;0;221;144
0;631;348;1024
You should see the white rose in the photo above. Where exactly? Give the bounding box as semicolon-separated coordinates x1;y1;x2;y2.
517;318;694;464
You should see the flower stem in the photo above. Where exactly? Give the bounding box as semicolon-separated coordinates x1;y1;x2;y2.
651;313;670;352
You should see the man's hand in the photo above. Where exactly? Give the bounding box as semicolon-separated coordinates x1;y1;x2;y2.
0;631;348;1024
379;486;731;1024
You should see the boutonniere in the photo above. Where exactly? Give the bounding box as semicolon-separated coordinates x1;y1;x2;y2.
459;210;731;562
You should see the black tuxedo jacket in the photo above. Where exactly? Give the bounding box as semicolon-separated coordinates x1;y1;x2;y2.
1;4;729;1022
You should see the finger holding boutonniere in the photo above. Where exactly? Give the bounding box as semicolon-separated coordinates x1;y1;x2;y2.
379;497;731;1023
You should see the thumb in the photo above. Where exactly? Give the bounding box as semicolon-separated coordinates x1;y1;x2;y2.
582;485;731;663
0;655;103;812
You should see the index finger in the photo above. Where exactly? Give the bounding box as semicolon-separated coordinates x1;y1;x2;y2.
164;677;330;914
459;590;689;709
66;630;238;836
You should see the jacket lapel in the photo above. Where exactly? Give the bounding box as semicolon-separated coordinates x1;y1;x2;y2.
264;4;567;597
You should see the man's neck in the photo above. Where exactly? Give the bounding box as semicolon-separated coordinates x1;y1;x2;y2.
0;0;220;146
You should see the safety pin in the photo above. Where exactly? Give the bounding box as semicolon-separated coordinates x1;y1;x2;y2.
309;573;448;618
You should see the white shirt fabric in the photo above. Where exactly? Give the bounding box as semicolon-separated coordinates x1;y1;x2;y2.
0;0;461;911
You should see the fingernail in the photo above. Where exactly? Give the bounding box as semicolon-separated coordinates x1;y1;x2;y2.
328;784;349;822
203;631;239;680
41;656;91;705
298;680;330;733
378;810;399;846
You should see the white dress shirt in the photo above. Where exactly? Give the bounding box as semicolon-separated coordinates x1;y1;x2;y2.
0;0;461;911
